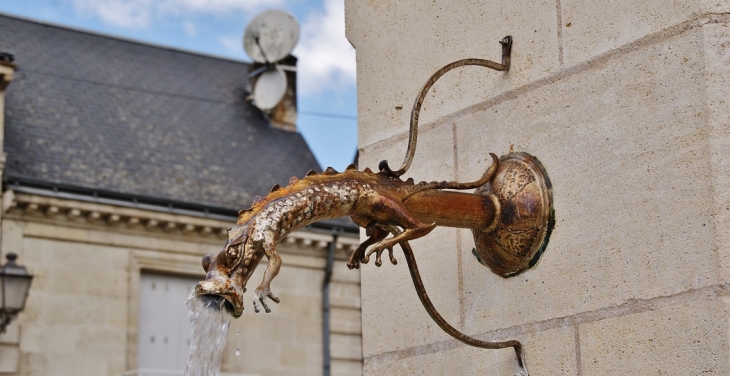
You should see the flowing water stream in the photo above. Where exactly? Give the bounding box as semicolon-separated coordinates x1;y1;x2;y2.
184;292;232;376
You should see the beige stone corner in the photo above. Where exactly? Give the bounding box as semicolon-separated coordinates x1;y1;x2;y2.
348;0;730;373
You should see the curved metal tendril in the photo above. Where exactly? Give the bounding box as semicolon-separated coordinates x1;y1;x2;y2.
379;36;513;178
383;225;528;376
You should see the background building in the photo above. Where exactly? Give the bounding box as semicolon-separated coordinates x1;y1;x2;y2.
0;14;362;376
346;0;730;374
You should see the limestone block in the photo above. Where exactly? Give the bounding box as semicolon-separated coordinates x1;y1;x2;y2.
20;325;110;375
345;0;561;148
237;314;297;344
331;307;363;335
358;124;469;356
18;352;47;376
332;359;364;376
280;343;310;367
330;282;362;309
455;28;720;334
332;261;362;285
74;326;127;373
0;321;19;345
268;264;322;298
703;22;730;282
21;238;129;328
277;293;322;318
331;332;364;360
359;118;456;191
579;300;730;374
359;227;460;357
562;0;730;65
295;317;323;344
364;325;576;375
223;337;280;375
0;344;19;373
1;219;24;260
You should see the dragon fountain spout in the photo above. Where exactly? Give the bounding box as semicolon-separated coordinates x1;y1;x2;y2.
195;155;500;316
194;35;554;376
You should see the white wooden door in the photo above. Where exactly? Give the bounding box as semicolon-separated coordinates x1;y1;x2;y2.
138;272;201;372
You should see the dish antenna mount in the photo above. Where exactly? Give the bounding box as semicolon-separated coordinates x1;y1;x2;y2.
244;10;300;115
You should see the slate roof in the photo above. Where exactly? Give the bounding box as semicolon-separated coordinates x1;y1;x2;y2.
0;14;322;210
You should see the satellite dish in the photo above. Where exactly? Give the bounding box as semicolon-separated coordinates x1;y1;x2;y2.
252;67;287;111
243;10;299;64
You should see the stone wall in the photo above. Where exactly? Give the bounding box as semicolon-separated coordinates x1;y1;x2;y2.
0;192;363;376
346;0;730;374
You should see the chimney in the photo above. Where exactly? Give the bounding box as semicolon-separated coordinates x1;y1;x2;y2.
248;54;298;132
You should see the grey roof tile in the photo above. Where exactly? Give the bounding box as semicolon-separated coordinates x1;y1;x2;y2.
0;14;322;210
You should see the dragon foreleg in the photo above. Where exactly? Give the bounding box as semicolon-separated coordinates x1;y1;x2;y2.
252;243;282;313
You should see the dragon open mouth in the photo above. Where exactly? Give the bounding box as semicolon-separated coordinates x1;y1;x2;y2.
194;279;244;317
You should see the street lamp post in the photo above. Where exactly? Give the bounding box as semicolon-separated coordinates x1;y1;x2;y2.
0;253;33;333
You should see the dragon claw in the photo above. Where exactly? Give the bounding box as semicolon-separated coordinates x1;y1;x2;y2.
267;292;280;304
259;296;271;313
388;248;398;265
365;244;397;268
253;286;279;314
347;254;363;270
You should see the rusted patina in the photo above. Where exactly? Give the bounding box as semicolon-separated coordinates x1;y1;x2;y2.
473;153;554;277
196;155;501;317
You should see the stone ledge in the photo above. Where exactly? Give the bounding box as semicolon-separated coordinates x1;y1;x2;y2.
5;191;360;252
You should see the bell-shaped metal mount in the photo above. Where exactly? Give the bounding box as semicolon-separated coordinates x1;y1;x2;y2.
472;152;554;277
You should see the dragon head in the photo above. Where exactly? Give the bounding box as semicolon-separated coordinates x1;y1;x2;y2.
194;223;261;318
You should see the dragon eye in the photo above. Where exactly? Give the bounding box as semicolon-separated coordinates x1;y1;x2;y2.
226;244;243;266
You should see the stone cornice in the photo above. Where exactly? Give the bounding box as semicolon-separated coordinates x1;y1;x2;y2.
0;62;14;91
4;190;360;252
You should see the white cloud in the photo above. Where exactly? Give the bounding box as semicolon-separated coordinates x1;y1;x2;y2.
72;0;154;28
182;21;197;36
72;0;281;28
218;35;240;54
293;0;356;95
166;0;281;13
70;0;356;95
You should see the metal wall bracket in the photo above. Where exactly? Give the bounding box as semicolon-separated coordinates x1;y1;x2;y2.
473;152;554;277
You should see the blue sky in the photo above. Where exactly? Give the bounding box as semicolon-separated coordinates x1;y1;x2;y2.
0;0;358;171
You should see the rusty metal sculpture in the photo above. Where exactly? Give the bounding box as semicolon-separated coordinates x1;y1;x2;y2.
195;36;553;376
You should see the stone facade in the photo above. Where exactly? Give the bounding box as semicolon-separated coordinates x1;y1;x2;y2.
0;191;363;376
0;17;364;375
346;0;730;374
